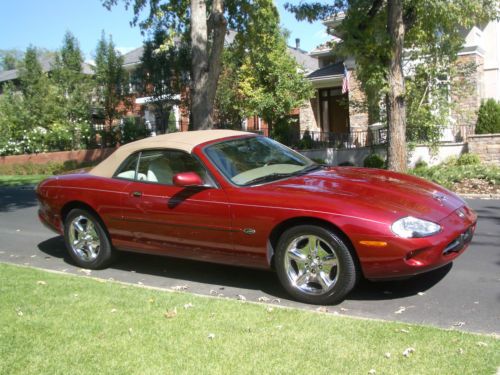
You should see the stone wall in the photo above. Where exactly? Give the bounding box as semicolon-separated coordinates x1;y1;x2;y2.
467;134;500;165
0;147;116;166
451;53;484;127
347;70;369;131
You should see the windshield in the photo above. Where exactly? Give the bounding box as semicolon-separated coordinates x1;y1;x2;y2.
204;136;317;186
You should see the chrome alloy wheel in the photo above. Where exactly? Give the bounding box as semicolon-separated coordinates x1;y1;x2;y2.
284;235;340;295
68;215;101;262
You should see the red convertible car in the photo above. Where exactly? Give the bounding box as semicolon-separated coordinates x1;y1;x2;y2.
37;130;477;304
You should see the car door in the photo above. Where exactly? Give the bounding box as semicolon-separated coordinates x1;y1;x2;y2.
116;149;234;262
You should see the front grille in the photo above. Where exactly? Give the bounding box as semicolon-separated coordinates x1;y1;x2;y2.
443;227;473;255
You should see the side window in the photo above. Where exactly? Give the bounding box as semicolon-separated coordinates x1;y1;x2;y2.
137;150;211;185
114;153;140;180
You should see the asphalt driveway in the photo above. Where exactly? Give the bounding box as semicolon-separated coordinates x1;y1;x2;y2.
0;186;499;334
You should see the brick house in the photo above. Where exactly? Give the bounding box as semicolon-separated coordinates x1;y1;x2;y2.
121;34;318;136
299;14;500;143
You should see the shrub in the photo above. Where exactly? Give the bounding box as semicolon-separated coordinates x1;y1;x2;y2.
121;117;151;144
414;160;428;169
476;99;500;134
457;153;481;166
363;153;385;168
338;161;355;166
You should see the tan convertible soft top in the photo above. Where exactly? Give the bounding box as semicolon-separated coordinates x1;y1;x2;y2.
89;129;253;178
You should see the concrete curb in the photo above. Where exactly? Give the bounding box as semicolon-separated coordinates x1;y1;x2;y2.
459;193;500;200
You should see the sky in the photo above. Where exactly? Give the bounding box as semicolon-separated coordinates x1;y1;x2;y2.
0;0;330;61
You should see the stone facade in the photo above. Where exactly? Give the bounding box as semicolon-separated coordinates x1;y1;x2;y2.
299;93;321;132
467;134;500;165
347;70;369;131
451;53;484;128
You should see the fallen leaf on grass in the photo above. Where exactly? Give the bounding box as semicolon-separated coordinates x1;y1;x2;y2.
402;347;415;357
457;348;464;355
258;296;270;302
207;333;215;340
184;303;194;309
368;369;376;374
111;309;117;313
36;281;47;286
399;328;410;333
171;285;188;291
148;298;155;304
164;308;177;319
476;342;488;347
384;352;391;359
15;308;23;317
266;307;274;313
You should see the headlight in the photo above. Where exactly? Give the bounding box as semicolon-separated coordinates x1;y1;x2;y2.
391;216;441;238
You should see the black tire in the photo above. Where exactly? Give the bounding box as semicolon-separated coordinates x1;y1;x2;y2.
64;208;116;269
275;225;358;305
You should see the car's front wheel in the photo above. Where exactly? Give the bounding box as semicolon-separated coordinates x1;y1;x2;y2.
64;208;115;269
275;225;358;305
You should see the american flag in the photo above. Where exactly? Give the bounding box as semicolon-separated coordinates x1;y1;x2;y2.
342;64;350;94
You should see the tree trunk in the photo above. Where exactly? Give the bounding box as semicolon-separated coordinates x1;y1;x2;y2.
190;0;226;130
386;0;407;172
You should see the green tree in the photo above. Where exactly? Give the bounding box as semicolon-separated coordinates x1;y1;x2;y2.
93;32;128;127
18;46;60;129
476;99;500;134
286;0;498;172
137;29;189;133
0;49;23;71
216;0;313;134
102;0;290;131
52;32;94;126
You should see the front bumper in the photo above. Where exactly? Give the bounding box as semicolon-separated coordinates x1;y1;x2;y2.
357;206;477;280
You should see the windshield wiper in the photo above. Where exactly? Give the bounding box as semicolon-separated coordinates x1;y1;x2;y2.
243;172;295;186
296;164;324;175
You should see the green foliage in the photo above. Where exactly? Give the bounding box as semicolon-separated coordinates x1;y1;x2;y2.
216;0;313;131
121;117;151;144
93;32;128;126
0;37;95;156
457;153;481;166
0;160;98;176
410;162;500;189
0;49;23;71
363;153;385;168
52;32;94;127
476;99;500;134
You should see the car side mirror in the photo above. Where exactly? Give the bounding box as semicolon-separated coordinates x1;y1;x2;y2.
173;172;204;187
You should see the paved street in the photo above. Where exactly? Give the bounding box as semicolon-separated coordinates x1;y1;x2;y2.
0;186;499;334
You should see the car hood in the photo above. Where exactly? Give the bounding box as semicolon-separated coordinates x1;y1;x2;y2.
267;167;464;223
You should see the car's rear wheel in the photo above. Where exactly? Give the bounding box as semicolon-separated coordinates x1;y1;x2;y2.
64;208;115;269
275;225;358;305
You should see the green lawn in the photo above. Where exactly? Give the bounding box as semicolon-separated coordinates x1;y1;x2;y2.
0;263;498;375
0;174;48;187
